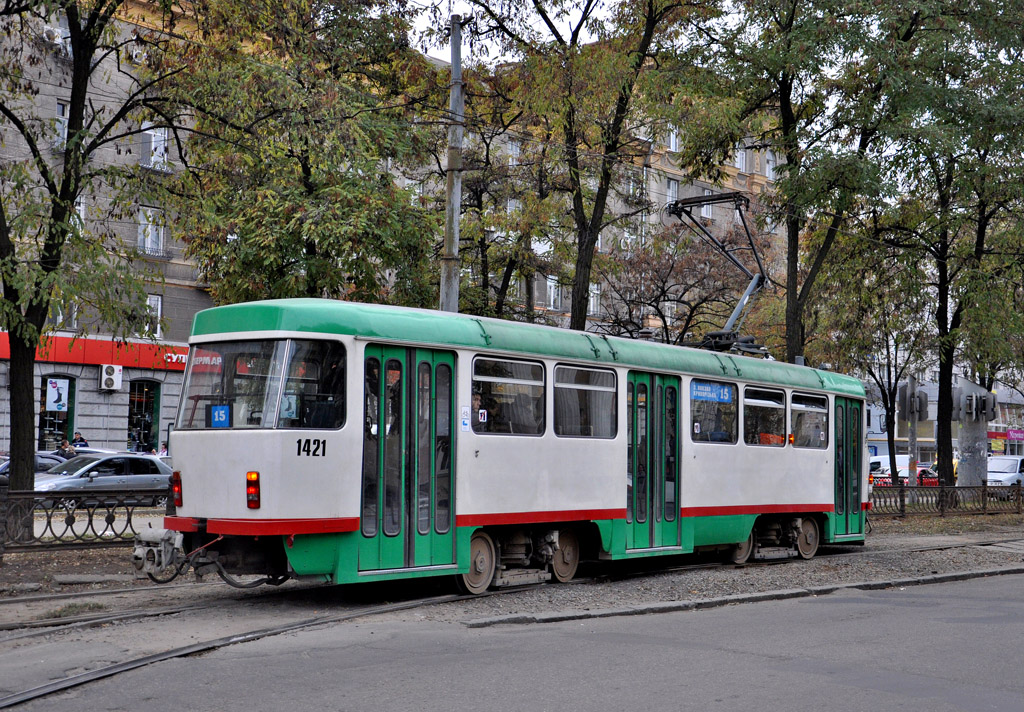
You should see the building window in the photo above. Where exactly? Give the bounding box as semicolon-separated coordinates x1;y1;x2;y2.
701;189;713;219
667;178;679;204
508;140;520;166
507;197;522;214
734;143;746;173
144;294;163;338
54;100;68;150
141;122;169;170
137;206;164;256
588;283;601;315
546;275;561;311
409;180;425;206
128;380;160;452
765;150;776;180
47;298;78;331
38;375;75;450
667;127;679;153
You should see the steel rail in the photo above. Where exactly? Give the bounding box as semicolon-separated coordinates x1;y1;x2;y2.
4;537;1020;706
0;590;516;709
0;604;207;642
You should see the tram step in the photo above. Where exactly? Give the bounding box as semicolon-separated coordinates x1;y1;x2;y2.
492;568;553;587
755;547;795;561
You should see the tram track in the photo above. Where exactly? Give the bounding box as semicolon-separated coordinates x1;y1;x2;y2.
3;537;1020;708
0;589;501;709
2;537;1010;634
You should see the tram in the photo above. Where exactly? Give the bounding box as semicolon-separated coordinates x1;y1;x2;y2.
133;299;867;592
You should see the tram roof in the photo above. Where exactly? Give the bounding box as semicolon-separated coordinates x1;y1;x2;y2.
191;299;865;397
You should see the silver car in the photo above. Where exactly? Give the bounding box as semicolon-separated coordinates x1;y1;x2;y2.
35;453;173;507
986;456;1024;487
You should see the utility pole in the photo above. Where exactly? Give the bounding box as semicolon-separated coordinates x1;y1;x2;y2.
907;374;918;486
439;14;467;313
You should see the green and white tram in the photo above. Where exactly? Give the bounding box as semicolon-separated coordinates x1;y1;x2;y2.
134;299;867;592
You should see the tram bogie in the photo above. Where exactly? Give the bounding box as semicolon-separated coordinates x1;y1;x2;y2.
135;299;868;592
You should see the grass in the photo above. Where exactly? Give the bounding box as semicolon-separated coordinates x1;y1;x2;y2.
42;602;107;619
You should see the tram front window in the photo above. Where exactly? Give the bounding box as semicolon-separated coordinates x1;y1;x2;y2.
176;339;346;430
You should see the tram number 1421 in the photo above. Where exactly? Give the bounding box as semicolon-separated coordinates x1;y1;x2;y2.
296;438;327;457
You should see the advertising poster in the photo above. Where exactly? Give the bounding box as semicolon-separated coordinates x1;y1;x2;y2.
46;378;69;412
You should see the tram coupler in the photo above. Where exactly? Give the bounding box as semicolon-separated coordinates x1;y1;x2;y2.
132;528;185;578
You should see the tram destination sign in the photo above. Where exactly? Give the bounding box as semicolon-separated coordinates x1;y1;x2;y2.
691;381;734;403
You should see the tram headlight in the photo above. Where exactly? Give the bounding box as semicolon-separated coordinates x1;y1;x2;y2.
246;471;261;509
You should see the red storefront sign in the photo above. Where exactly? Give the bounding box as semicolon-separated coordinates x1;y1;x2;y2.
0;334;188;372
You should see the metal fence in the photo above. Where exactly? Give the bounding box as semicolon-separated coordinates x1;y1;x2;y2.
870;481;1023;517
0;485;169;555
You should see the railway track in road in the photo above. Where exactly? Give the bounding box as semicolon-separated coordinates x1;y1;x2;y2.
0;589;494;709
3;537;1022;709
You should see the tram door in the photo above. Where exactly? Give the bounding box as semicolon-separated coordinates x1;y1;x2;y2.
626;372;681;550
359;346;456;571
833;397;863;536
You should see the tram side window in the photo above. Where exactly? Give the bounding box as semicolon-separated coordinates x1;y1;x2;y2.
472;358;545;435
690;380;738;444
743;388;786;447
791;393;828;449
554;365;617;438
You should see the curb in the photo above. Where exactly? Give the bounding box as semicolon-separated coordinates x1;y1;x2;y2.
464;566;1024;628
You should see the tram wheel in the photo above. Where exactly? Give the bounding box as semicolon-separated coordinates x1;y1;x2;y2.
797;517;820;559
551;528;580;583
457;531;496;595
729;530;755;564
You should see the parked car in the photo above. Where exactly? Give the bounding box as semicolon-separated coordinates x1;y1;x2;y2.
0;451;68;479
35;453;173;507
48;446;119;458
984;456;1024;487
873;466;939;487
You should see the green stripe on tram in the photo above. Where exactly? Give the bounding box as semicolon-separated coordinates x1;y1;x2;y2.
191;299;865;397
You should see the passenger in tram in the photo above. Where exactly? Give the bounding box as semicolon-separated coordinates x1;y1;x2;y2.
471;391;485;432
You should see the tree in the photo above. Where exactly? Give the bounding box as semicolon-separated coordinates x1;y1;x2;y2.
595;221;753;343
424;0;709;331
163;0;438;306
0;1;175;491
871;3;1024;486
812;226;931;477
410;62;570;321
677;0;931;363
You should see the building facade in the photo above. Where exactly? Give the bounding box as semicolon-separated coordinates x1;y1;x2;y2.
0;7;212;455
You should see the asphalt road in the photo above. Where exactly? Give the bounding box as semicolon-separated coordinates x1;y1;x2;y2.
19;573;1024;712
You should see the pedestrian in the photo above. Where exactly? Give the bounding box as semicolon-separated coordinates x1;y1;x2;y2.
57;439;77;458
159;442;168;456
71;431;88;447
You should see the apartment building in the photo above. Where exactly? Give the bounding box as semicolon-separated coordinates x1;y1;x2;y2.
0;9;213;453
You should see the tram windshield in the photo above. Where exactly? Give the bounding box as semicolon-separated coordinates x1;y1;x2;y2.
176;339;346;430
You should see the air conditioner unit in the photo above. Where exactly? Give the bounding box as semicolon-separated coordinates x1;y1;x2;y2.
100;364;123;391
41;25;63;44
126;46;147;65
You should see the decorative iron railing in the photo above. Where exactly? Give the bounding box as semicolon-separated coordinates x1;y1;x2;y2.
0;486;170;554
870;481;1023;517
